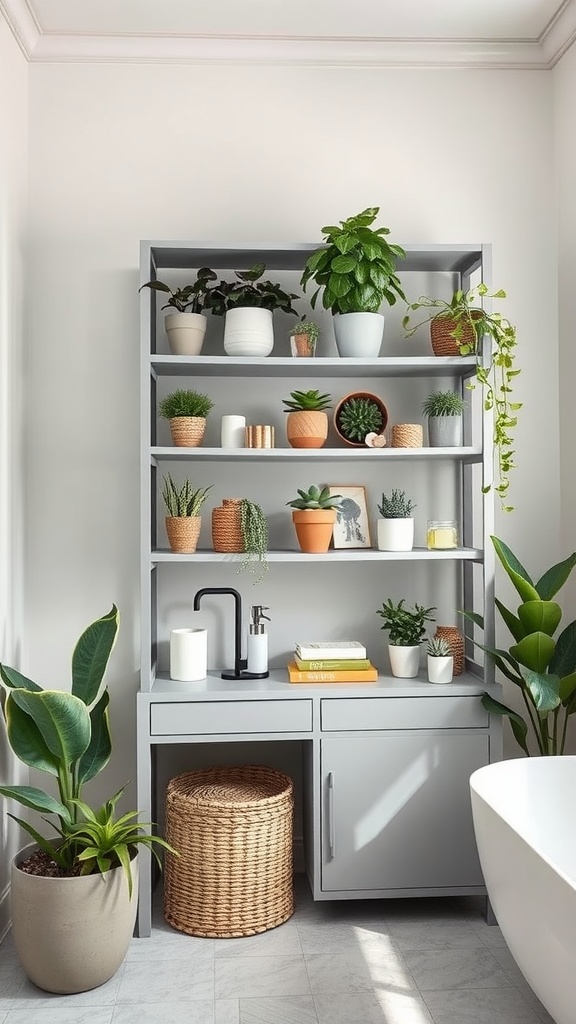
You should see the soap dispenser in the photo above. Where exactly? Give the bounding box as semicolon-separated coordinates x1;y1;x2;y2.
247;605;270;677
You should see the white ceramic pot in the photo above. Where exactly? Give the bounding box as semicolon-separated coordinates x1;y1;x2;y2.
377;518;414;552
224;307;274;357
388;644;421;678
428;415;463;447
220;414;246;447
333;312;385;358
427;654;454;683
170;628;208;681
164;312;207;356
11;843;138;993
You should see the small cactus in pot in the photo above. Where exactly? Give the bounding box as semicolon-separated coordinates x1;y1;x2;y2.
287;485;343;554
426;635;454;684
377;489;416;552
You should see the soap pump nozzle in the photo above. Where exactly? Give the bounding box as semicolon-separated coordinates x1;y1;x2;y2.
247;605;270;676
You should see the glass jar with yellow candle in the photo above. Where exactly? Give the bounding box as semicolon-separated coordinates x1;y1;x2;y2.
427;520;458;550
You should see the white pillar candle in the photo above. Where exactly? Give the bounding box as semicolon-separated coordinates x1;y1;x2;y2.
220;415;246;448
170;628;208;681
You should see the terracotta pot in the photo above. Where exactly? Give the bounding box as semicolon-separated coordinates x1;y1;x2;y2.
333;391;389;448
286;410;328;449
165;516;201;554
292;509;336;553
169;416;206;448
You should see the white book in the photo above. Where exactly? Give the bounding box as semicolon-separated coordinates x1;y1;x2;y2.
295;640;367;660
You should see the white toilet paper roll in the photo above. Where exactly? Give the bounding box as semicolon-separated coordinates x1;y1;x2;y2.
170;628;208;681
221;414;246;448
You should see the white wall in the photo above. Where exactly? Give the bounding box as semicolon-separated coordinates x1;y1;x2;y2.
0;17;28;939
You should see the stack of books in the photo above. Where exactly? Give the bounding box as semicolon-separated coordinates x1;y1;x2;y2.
287;641;378;683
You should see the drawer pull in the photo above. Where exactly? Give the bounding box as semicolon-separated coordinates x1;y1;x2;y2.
328;771;335;859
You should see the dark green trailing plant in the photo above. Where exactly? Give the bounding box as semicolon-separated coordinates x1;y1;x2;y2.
336;396;383;442
139;268;218;313
206;263;300;316
422;390;465;418
463;536;576;756
159;389;214;420
162;475;212;518
377;599;436;647
287;485;343;511
238;498;269;582
289;318;320;340
0;607;175;890
283;389;332;412
377;489;416;519
427;636;451;658
301;207;407;313
403;284;521;511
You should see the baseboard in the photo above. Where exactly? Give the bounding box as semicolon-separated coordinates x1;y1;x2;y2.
0;883;11;943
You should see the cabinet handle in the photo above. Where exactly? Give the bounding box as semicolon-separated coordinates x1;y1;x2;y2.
327;771;335;860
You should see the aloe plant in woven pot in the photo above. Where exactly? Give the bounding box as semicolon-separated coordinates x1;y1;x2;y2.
282;389;332;449
287;485;343;553
207;263;300;357
162;473;212;553
0;606;175;994
334;391;389;447
159;388;214;447
377;489;416;552
301;207;406;357
139;267;218;355
376;598;436;678
422;389;465;447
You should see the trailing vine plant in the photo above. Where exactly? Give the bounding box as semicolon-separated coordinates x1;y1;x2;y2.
239;499;269;583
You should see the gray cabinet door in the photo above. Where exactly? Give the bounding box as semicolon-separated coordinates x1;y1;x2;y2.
321;732;488;892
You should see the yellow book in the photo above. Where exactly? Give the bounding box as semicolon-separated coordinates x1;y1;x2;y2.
287;661;378;683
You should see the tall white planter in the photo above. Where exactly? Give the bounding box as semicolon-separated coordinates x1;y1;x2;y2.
224;307;274;357
427;654;454;683
164;312;207;356
333;312;385;358
377;517;414;552
388;644;421;678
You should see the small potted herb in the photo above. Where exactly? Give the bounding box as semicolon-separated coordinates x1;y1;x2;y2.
286;485;343;553
376;598;436;678
377;489;416;552
422;390;465;447
159;388;214;447
207;263;300;357
426;635;454;684
334;392;389;447
162;474;212;553
139;268;217;356
289;318;320;357
282;389;332;449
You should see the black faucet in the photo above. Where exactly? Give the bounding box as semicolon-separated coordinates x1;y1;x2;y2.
192;587;268;680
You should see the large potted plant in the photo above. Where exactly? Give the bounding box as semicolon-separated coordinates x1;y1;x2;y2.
376;489;416;552
422;389;465;447
300;207;406;357
0;606;174;994
208;263;300;356
282;388;332;449
162;473;212;553
159;388;214;447
287;485;343;553
139;268;217;355
403;285;521;509
464;536;576;755
376;598;436;678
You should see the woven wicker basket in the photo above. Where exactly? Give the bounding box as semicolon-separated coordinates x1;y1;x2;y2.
430;315;478;357
212;498;244;552
164;765;294;938
169;416;206;448
391;423;423;448
165;516;201;554
435;626;465;676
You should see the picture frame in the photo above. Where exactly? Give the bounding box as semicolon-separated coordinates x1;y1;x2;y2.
328;485;371;549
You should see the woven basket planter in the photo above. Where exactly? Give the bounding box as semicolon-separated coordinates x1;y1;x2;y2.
169;416;206;448
430;314;479;357
212;498;244;552
164;765;294;938
391;423;423;448
165;517;201;554
435;626;465;676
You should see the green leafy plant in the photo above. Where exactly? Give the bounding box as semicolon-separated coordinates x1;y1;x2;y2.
283;389;332;412
336;396;384;442
286;485;343;511
300;207;407;314
377;489;416;519
0;607;175;889
377;599;436;647
463;536;576;756
427;636;451;658
162;474;212;518
289;318;320;340
422;390;465;417
403;285;521;510
159;389;214;420
139;268;218;313
206;263;300;316
238;498;269;581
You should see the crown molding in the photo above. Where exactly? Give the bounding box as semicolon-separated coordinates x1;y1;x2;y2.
1;0;575;69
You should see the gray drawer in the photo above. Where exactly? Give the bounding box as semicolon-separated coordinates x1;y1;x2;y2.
150;699;313;736
321;696;488;731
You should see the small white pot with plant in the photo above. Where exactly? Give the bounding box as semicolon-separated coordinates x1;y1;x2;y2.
376;598;436;678
422;390;465;447
139;268;217;356
282;389;332;449
162;473;212;554
208;263;300;357
301;207;406;358
377;489;416;551
426;635;454;683
159;388;214;448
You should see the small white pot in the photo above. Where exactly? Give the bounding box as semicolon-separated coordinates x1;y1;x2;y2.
333;312;385;358
164;312;207;356
224;307;274;357
427;654;454;683
388;644;421;678
377;518;414;552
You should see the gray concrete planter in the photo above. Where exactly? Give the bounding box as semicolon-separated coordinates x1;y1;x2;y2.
427;415;463;447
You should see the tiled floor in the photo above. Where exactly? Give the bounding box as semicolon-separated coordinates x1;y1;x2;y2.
0;875;555;1024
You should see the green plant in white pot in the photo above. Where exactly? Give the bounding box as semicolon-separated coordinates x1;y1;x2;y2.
139;267;217;356
301;207;406;357
422;389;465;447
426;635;454;684
207;263;300;357
376;598;436;678
0;606;175;994
377;489;416;552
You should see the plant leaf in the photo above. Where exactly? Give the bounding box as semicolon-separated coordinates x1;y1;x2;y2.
491;536;539;602
480;694;529;755
71;605;119;707
535;552;576;599
494;598;524;642
517;600;562;638
10;688;92;767
77;689;112;785
510;632;555;673
0;784;70;821
4;694;60;775
549;620;576;678
519;668;561;712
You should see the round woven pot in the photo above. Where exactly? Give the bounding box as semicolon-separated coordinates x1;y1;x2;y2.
164;765;294;938
435;626;465;676
212;498;244;552
333;391;389;448
391;423;423;448
286;410;328;449
292;509;336;553
430;314;479;357
169;416;206;448
166;516;201;554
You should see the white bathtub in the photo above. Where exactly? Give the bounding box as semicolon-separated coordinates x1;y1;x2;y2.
470;757;576;1024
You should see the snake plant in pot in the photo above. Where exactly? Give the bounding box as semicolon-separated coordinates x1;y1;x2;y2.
0;606;175;994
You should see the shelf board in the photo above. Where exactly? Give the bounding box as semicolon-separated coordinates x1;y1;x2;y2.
151;546;483;563
150;355;477;379
151;446;482;463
